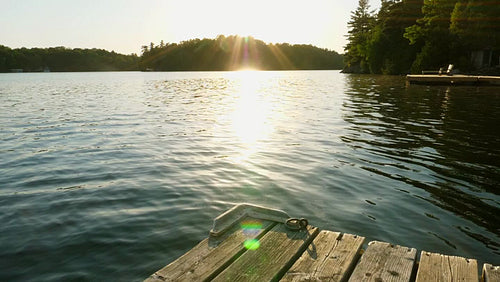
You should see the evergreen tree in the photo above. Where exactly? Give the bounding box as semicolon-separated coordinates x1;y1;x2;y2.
366;0;423;74
343;0;376;73
343;0;496;74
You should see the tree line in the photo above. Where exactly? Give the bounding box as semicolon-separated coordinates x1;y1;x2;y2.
0;36;343;72
139;35;343;71
0;45;139;72
344;0;500;74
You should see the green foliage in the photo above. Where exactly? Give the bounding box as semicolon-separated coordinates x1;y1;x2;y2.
0;46;139;72
139;35;344;71
450;0;500;49
374;0;424;74
346;0;498;74
345;0;423;74
343;0;376;73
403;0;459;72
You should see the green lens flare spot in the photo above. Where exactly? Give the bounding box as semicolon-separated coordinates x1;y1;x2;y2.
241;221;263;230
244;239;260;250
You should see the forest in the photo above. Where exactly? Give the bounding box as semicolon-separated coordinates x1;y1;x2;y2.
343;0;500;74
0;36;343;72
139;35;344;71
0;45;139;72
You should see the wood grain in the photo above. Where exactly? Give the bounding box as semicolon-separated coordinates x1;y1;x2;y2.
348;241;416;282
212;224;319;282
483;264;500;282
144;218;275;282
282;230;365;281
415;251;478;282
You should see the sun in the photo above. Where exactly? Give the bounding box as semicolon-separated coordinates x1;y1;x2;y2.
220;36;264;70
237;66;259;72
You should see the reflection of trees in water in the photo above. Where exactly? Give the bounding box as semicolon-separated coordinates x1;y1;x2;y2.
341;74;500;242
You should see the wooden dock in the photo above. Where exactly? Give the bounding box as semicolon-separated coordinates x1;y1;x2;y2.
406;74;500;86
145;216;499;281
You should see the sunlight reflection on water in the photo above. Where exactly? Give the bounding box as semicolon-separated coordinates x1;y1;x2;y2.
0;71;498;281
226;71;279;163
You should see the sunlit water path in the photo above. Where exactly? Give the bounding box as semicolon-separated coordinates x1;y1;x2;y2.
1;71;499;281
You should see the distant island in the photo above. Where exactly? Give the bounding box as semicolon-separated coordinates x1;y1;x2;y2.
343;0;500;75
0;35;343;73
139;35;343;71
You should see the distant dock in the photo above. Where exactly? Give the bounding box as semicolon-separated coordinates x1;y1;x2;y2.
407;74;500;86
144;204;499;281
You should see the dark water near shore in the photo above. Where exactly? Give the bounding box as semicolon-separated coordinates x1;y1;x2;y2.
1;71;499;281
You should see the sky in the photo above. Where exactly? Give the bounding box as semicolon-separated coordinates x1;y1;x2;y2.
1;0;380;55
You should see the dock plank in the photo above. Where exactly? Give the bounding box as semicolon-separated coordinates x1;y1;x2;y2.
483;264;500;282
348;241;417;282
282;231;365;281
415;251;478;282
144;218;275;282
145;206;497;282
212;224;319;281
406;74;477;85
406;74;500;86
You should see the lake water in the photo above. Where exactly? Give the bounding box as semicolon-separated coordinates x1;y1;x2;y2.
1;71;499;281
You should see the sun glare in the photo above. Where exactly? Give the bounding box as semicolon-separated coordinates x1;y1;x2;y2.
237;67;259;72
231;72;272;144
225;71;278;163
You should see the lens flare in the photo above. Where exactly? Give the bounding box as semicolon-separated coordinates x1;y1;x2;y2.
244;239;260;250
241;220;263;237
241;220;262;250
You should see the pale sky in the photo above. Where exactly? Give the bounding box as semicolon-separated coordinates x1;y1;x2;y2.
1;0;380;55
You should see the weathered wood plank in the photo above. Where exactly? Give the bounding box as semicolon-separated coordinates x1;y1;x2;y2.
348;241;417;282
282;231;365;281
144;218;275;282
415;251;478;282
212;224;319;281
483;264;500;282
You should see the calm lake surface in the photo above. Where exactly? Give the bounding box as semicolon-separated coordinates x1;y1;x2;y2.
1;71;499;281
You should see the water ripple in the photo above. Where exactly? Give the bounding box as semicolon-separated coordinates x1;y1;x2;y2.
0;71;499;281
